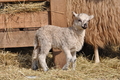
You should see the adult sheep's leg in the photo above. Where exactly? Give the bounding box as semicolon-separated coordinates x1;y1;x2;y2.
94;47;100;63
31;47;40;70
62;48;72;70
38;44;51;71
71;51;77;70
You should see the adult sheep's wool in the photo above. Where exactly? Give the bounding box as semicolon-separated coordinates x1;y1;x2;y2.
66;0;120;48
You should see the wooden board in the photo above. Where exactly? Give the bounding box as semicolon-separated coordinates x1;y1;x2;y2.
50;0;67;68
0;11;49;29
50;0;67;27
0;31;36;48
0;0;48;2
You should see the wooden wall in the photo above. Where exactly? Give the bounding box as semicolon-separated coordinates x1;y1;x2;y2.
0;0;67;68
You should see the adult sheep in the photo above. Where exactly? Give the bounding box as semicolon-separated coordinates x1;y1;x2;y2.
66;0;120;63
32;12;94;71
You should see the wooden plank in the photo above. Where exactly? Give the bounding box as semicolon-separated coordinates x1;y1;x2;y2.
0;0;48;2
0;11;49;29
0;31;36;48
50;0;67;27
50;0;67;68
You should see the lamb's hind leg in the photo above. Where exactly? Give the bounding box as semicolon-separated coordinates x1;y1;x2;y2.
62;48;72;70
38;44;51;71
31;47;40;70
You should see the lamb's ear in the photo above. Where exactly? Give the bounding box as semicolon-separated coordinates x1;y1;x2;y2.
89;15;94;20
73;12;78;17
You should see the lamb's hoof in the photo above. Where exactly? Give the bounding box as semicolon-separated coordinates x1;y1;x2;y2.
62;69;68;70
62;67;68;70
31;59;39;70
31;64;38;70
62;65;68;70
43;68;49;72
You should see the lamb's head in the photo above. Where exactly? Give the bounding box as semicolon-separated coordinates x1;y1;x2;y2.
73;12;94;30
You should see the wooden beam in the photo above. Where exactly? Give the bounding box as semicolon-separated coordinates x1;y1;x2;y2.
0;31;35;48
0;11;49;29
0;0;48;2
50;0;67;68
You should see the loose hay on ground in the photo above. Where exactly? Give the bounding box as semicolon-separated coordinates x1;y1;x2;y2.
0;48;120;80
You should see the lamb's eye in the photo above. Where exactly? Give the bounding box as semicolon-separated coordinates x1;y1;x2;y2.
78;19;82;22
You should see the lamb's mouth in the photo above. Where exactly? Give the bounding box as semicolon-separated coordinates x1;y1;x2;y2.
82;27;87;29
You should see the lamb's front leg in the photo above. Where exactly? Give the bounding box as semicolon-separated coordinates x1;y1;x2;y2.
71;51;77;70
62;48;72;70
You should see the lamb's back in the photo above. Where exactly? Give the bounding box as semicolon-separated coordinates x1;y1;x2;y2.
36;25;84;51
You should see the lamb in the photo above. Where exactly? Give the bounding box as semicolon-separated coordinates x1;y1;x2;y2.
31;12;94;71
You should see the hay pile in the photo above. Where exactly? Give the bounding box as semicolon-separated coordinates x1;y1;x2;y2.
0;1;49;14
0;50;32;68
0;48;120;80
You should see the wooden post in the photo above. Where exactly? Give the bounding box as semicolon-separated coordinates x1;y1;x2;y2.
52;49;66;68
50;0;67;27
50;0;67;68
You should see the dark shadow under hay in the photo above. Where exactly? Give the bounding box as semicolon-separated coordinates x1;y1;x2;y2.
3;47;33;54
79;43;120;61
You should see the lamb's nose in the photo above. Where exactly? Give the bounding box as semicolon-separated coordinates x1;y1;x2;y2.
82;24;87;29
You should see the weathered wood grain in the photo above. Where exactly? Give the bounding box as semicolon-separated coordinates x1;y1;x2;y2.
0;31;35;48
50;0;67;27
0;11;49;29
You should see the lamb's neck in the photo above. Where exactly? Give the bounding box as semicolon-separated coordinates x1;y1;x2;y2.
69;26;86;37
69;26;85;51
76;30;85;41
76;29;85;36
